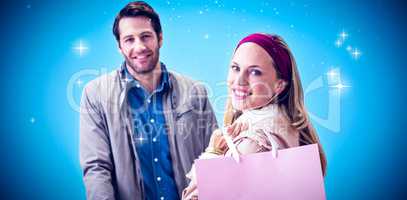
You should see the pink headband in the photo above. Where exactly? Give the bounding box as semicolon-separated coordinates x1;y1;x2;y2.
235;33;292;81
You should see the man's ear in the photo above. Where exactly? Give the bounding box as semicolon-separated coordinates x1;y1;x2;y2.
117;41;124;54
158;33;163;48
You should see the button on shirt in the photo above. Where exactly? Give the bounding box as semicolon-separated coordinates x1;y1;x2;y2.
126;63;179;200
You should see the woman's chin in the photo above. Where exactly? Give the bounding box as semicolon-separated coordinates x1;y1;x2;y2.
232;100;252;111
232;98;271;111
231;100;243;111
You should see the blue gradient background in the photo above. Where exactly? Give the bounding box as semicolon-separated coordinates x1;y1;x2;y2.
1;0;405;199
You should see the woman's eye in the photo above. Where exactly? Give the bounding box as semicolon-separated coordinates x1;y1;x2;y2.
231;65;240;72
249;69;262;76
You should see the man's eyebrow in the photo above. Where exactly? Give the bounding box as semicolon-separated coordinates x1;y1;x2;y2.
122;34;133;39
140;31;154;35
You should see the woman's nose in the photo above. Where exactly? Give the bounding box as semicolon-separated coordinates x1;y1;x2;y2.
236;72;248;86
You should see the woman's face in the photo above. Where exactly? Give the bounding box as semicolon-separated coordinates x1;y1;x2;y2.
227;42;284;111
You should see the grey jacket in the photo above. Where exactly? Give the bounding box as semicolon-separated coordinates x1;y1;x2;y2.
79;65;218;200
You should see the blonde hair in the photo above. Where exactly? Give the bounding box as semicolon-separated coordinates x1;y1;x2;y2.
224;35;327;176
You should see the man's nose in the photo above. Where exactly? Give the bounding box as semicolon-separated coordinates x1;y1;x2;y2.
132;39;147;53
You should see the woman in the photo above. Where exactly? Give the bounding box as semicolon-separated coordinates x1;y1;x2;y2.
182;33;327;200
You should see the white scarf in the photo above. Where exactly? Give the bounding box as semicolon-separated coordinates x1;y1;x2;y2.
236;103;288;135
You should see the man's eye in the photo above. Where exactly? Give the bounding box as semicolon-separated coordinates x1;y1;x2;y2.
249;69;262;76
141;35;151;40
125;38;134;43
231;65;240;72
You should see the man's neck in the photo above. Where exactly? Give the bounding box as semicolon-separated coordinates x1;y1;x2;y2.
127;62;162;93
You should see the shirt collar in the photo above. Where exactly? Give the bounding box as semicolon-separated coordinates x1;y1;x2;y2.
123;61;171;93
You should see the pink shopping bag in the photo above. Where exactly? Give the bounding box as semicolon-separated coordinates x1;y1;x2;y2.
195;144;326;200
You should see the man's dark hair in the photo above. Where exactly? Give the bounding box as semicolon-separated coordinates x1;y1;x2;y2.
112;1;162;42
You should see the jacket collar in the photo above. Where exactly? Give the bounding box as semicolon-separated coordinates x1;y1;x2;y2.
119;61;173;90
118;61;178;109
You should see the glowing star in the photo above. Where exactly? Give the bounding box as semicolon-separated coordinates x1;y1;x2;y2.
199;10;203;14
339;31;348;41
204;34;209;39
330;82;351;92
135;136;147;144
326;69;338;78
335;39;343;47
346;45;352;52
123;77;132;83
326;68;341;84
30;117;36;124
76;79;83;86
351;48;362;60
73;40;89;56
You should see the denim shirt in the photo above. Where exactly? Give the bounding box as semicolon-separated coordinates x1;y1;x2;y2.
126;63;179;200
80;61;218;200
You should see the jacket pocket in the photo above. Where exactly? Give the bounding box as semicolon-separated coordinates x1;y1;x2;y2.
175;104;194;119
175;104;201;144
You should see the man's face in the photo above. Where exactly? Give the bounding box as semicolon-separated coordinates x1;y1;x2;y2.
118;16;162;74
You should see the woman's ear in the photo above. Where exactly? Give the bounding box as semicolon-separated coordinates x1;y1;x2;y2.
275;80;287;95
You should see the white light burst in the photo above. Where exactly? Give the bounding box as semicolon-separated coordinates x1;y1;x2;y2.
330;82;351;94
73;40;89;57
339;31;349;41
76;79;83;86
335;39;343;47
351;48;362;60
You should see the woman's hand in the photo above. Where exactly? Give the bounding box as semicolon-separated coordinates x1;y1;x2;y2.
182;183;198;200
227;121;249;138
207;122;249;154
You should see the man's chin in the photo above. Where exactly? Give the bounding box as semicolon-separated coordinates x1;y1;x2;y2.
135;67;155;74
127;62;156;74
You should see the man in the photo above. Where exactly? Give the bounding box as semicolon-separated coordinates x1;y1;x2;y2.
79;1;218;200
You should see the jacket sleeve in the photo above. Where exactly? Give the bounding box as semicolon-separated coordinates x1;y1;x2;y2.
79;84;116;200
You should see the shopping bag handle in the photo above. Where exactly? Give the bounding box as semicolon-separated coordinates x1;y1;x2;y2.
265;132;280;158
222;127;280;163
222;127;240;163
